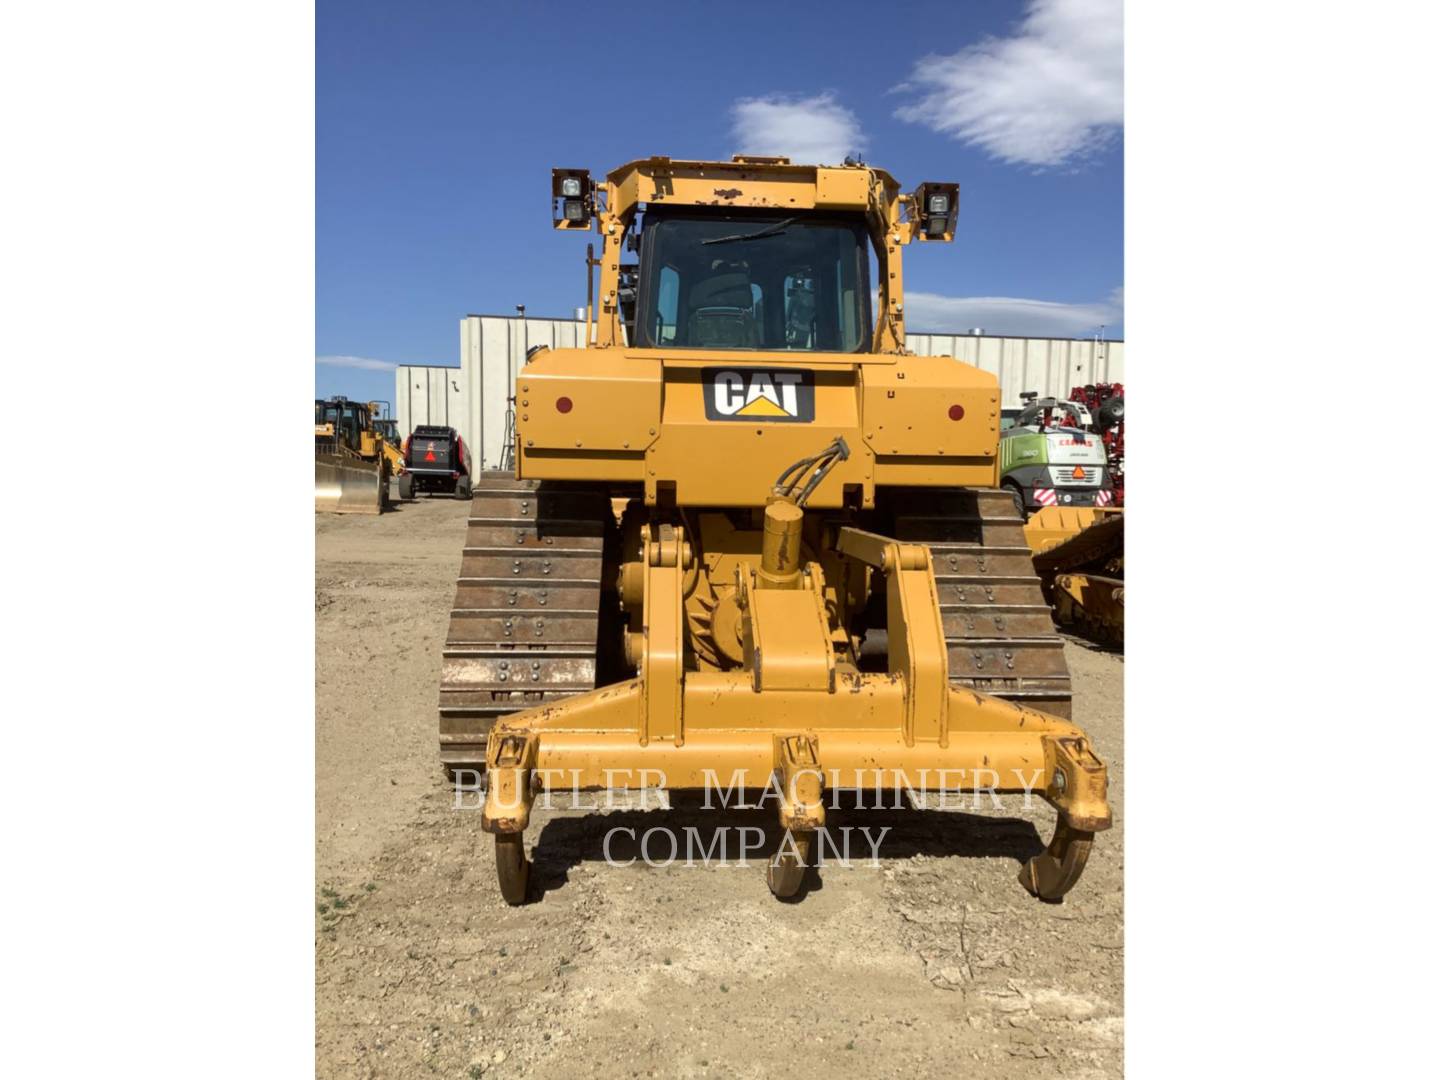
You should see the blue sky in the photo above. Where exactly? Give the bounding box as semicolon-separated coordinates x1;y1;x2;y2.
317;0;1123;404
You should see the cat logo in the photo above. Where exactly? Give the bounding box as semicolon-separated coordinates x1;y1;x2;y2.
702;367;815;423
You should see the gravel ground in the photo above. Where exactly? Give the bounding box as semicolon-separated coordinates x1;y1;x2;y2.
316;495;1124;1078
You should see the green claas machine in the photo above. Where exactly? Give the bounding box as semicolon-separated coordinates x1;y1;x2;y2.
998;392;1117;517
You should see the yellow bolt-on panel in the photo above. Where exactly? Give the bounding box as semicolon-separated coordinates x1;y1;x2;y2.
871;458;997;487
608;157;892;217
814;167;873;208
517;350;1006;504
860;354;1002;459
651;348;897;369
650;360;862;506
647;426;875;507
518;350;662;453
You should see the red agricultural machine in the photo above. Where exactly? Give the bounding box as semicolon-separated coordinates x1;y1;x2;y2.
1068;383;1124;507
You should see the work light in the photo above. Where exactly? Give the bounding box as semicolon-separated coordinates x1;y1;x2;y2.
911;182;960;241
551;169;594;229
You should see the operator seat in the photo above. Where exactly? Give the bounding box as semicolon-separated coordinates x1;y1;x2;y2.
685;273;761;348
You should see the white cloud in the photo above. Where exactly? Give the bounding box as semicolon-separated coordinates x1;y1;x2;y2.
316;355;398;372
893;0;1122;168
730;93;865;165
906;288;1122;338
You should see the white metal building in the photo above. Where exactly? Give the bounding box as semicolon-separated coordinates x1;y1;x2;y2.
396;314;1126;472
393;363;464;431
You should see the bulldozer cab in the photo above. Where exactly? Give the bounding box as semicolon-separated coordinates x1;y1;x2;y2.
555;156;958;358
373;417;401;449
366;401;399;445
315;397;375;455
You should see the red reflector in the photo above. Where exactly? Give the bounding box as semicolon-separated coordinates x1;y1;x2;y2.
424;450;436;462
948;404;964;421
556;396;573;414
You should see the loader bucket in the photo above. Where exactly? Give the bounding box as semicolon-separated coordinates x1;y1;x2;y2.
315;453;384;514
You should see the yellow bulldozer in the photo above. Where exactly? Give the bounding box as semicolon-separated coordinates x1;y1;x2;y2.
1024;507;1124;647
440;156;1111;904
314;397;407;514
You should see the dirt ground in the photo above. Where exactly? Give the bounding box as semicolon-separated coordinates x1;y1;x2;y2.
316;495;1124;1079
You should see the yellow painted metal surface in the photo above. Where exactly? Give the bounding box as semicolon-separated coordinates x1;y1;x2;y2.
1022;505;1120;554
517;351;661;453
517;349;1004;505
516;155;999;503
861;353;1000;460
1022;506;1124;645
464;155;1109;904
742;565;836;692
1055;573;1124;623
638;523;686;746
814;166;873;208
607;157;893;218
481;680;1110;834
379;439;405;476
886;543;950;746
478;485;1111;901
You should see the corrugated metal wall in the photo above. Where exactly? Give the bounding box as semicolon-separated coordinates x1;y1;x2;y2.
394;364;465;440
906;334;1124;409
459;315;586;471
396;315;1127;470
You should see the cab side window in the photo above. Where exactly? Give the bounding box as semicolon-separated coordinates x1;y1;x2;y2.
654;265;679;345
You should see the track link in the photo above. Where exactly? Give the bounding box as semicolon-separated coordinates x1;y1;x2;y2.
888;487;1073;718
438;472;613;773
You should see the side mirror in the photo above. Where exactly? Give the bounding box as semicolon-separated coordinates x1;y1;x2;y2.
552;169;594;230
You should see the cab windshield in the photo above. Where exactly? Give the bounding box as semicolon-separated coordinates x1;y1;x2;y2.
316;402;367;442
635;213;871;352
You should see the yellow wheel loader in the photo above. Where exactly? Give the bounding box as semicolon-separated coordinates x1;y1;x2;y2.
367;401;414;501
314;397;408;513
441;156;1111;904
369;402;410;478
